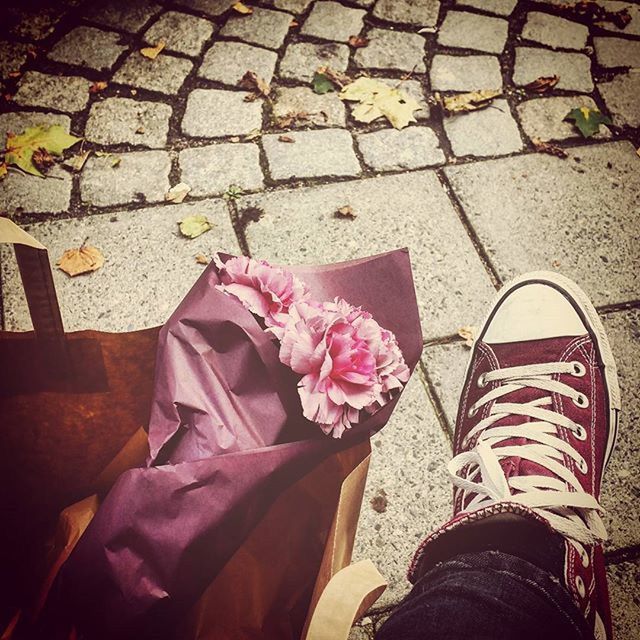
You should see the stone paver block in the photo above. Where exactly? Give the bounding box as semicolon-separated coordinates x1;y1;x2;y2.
517;96;611;142
373;0;440;27
273;0;312;12
88;1;162;32
242;171;496;339
48;26;127;71
113;52;193;94
0;112;72;145
278;42;349;83
445;141;640;304
300;2;366;43
531;0;640;37
220;7;292;50
354;29;426;72
85;98;172;148
144;11;214;57
272;87;346;127
357;127;445;171
522;12;588;50
594;37;640;69
598;73;640;128
13;72;91;113
262;129;360;180
608;560;640;638
430;54;503;91
457;0;517;16
8;5;66;41
444;99;523;157
172;0;232;17
179;143;264;197
600;310;640;550
199;41;277;86
182;89;263;138
1;201;240;332
0;40;29;80
438;11;509;54
0;166;71;215
513;47;593;92
80;150;171;207
353;374;453;605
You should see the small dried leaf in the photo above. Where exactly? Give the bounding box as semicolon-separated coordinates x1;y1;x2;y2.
195;253;210;265
135;125;145;134
523;75;559;94
8;71;21;78
89;81;108;94
278;135;295;143
335;205;356;219
318;66;351;89
57;245;104;277
532;138;568;159
165;182;191;204
417;26;438;34
370;489;388;513
179;214;211;239
312;71;335;95
458;325;478;348
0;163;7;180
31;147;55;172
348;35;369;48
272;111;311;129
69;150;91;171
290;19;299;28
232;1;253;14
442;90;502;115
239;70;271;99
140;40;165;60
110;155;121;167
229;136;241;143
243;128;262;141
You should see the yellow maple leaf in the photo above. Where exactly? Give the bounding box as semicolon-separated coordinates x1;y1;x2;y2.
232;2;253;14
441;90;502;115
340;78;420;130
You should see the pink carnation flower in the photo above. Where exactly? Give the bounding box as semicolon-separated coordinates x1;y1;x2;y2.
280;298;409;438
215;255;310;335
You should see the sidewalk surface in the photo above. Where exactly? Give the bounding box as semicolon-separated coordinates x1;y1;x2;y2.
1;0;639;636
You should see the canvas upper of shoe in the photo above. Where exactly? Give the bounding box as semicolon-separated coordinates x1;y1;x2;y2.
409;273;620;640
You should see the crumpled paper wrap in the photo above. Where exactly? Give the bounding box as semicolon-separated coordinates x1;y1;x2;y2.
42;249;422;639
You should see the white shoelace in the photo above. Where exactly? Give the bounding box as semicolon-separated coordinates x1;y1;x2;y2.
448;361;607;547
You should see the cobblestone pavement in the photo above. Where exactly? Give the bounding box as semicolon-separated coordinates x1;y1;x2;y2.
1;0;639;636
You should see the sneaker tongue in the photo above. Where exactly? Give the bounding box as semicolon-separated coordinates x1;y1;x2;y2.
478;335;586;486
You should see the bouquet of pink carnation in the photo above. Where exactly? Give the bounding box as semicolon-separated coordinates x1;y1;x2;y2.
216;256;410;438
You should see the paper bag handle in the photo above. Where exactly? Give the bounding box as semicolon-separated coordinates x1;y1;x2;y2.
304;560;387;640
0;217;65;340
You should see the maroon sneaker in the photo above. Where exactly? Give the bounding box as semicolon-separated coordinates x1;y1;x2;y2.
410;272;621;640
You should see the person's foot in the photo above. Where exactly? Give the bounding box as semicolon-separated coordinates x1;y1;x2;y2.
410;272;621;640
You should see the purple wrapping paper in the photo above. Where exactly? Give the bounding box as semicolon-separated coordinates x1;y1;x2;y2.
46;249;423;639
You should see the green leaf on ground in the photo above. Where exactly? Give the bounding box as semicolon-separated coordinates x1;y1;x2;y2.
4;124;81;177
179;214;211;239
312;72;335;94
564;107;612;138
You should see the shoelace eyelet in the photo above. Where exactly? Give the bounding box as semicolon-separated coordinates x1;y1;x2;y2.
573;393;589;408
577;458;588;474
573;425;587;441
578;547;590;568
477;373;488;388
571;361;587;377
574;576;586;598
467;406;478;418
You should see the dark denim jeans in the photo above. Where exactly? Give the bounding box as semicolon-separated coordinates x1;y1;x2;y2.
376;550;594;640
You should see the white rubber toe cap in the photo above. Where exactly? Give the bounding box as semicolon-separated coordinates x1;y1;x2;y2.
483;282;588;344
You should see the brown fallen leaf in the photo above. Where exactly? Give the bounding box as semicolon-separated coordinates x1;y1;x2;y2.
552;259;562;268
557;1;631;29
317;65;351;89
458;325;478;348
165;182;191;204
239;70;271;100
335;205;356;219
57;243;104;277
140;40;165;60
370;489;388;513
69;150;91;172
278;135;295;143
89;81;108;94
243;128;262;141
348;35;370;48
232;1;253;14
195;253;210;265
290;19;299;28
31;147;55;173
532;138;568;159
135;125;145;134
0;163;7;180
523;75;559;94
8;71;21;78
272;111;312;129
441;90;502;115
